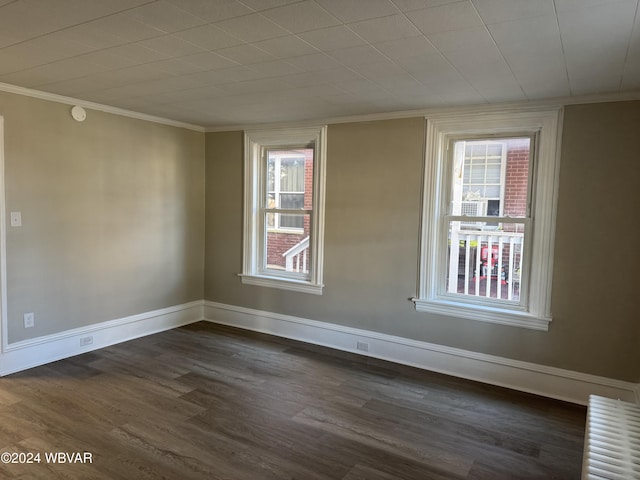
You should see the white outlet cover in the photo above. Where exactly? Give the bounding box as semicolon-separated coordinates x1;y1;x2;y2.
10;211;22;227
23;312;34;328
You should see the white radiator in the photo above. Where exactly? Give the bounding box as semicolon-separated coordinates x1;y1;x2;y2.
582;395;640;479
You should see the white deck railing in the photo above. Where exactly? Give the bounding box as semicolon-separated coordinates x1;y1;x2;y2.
448;227;524;301
283;236;309;273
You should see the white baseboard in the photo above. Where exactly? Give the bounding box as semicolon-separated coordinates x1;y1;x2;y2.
0;300;204;376
204;301;639;406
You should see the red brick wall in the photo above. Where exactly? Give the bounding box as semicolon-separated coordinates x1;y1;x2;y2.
504;142;529;218
500;139;529;269
502;140;529;235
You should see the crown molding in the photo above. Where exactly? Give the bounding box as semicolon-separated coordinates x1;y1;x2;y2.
204;90;640;133
2;80;638;134
0;82;205;132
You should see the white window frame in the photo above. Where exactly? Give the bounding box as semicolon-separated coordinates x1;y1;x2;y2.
241;126;327;295
413;108;562;331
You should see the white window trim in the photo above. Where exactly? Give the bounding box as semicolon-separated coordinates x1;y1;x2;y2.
413;108;563;331
241;126;327;295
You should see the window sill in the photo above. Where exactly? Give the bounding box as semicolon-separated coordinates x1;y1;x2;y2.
240;274;323;295
412;298;550;331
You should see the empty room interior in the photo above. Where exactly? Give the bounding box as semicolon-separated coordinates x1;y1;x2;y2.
0;0;639;479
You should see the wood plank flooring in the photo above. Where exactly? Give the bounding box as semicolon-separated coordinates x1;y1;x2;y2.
0;321;586;479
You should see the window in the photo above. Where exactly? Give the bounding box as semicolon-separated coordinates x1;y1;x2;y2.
414;109;562;330
242;126;327;294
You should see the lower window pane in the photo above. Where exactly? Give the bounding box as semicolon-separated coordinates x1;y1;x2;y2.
446;221;525;302
280;213;304;229
265;214;311;274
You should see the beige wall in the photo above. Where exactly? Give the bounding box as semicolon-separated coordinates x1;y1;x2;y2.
1;91;205;343
204;102;640;383
3;90;637;381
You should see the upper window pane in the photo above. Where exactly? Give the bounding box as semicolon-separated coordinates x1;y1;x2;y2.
454;138;530;219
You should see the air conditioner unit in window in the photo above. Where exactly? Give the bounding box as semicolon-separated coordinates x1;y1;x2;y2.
460;200;488;228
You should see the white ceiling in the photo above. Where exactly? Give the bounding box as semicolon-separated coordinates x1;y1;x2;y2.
1;0;639;128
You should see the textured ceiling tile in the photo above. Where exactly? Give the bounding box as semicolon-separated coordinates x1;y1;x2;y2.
71;49;140;70
260;1;341;34
181;51;240;70
138;34;207;58
391;0;468;12
252;35;319;58
102;43;170;64
558;0;636;94
64;14;166;48
147;58;210;75
216;77;291;95
0;33;93;75
298;26;367;51
488;15;568;93
216;44;277;64
216;13;290;42
24;0;153;21
284;67;363;87
0;1;71;47
173;25;244;50
348;14;422;43
124;0;207;33
554;0;633;12
407;1;484;34
284;52;342;72
187;65;261;85
165;0;253;22
328;45;389;66
247;59;302;78
314;0;400;22
472;0;555;24
427;26;495;53
239;0;302;10
374;35;439;60
0;57;104;87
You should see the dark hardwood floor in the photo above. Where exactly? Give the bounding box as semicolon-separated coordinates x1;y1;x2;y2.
0;321;586;479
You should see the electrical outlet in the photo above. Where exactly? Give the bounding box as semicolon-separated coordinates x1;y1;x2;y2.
10;211;22;227
23;312;35;328
80;336;93;347
356;341;369;352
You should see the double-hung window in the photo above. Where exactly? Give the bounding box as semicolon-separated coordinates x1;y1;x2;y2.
242;126;327;294
414;109;562;330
